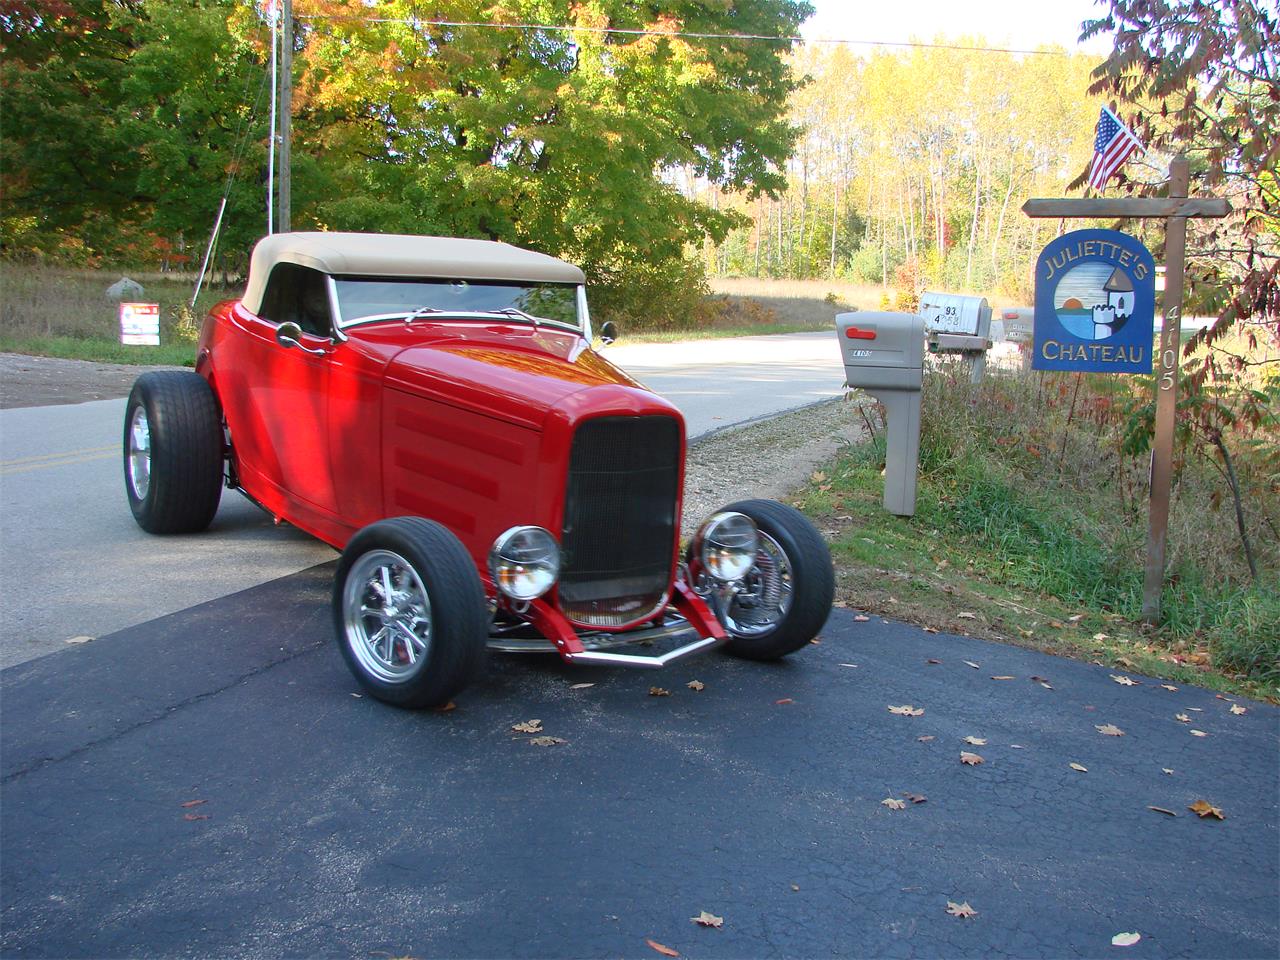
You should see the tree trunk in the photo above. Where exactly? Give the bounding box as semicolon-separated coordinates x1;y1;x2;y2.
1212;434;1260;583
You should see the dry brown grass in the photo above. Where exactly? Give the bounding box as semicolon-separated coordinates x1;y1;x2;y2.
710;276;887;327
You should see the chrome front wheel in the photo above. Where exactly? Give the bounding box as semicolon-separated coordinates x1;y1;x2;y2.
342;549;433;683
333;518;488;708
717;530;794;638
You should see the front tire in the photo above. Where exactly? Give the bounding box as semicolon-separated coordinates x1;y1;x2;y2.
123;371;224;534
333;517;488;708
710;499;835;661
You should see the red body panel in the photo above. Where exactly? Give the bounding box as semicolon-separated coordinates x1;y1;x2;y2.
197;308;691;630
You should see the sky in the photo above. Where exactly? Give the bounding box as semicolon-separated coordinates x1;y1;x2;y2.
800;0;1114;55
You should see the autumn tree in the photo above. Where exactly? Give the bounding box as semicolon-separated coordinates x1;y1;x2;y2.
1084;0;1279;582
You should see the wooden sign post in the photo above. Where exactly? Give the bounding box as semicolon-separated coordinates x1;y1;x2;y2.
1023;156;1230;623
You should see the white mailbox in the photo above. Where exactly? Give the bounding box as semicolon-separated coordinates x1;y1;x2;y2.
836;311;925;517
919;291;992;382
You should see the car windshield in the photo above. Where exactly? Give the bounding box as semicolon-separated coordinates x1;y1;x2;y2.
333;277;582;331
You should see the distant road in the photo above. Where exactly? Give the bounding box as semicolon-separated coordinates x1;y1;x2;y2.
0;332;845;667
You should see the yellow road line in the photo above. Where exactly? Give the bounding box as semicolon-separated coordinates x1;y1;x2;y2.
0;444;117;467
0;451;117;476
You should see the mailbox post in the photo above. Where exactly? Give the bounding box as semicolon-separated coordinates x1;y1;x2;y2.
836;312;925;517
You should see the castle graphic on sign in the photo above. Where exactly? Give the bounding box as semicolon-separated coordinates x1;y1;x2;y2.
1033;228;1155;374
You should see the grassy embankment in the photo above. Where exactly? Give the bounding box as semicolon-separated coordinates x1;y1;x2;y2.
798;346;1278;701
0;264;890;361
0;263;243;366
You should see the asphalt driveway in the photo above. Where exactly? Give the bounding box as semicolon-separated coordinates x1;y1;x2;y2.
2;563;1276;958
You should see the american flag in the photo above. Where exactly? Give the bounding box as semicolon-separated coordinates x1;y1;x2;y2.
1087;107;1145;191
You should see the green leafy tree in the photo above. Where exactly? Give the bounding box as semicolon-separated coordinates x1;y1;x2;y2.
285;0;811;322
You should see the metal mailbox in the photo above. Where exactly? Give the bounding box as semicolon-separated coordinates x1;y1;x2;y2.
836;311;925;517
919;291;992;383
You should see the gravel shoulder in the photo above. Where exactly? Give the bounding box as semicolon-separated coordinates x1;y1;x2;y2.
0;353;183;409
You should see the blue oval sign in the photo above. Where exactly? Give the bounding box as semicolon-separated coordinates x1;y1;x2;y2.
1032;229;1155;373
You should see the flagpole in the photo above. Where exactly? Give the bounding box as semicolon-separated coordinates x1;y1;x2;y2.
267;0;277;235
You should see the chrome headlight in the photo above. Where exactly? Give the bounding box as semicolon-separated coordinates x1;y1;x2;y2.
693;511;759;582
488;526;561;601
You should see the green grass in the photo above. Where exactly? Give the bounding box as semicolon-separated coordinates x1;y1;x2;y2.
0;334;196;366
800;371;1279;701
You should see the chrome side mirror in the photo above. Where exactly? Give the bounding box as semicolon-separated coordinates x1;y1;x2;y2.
599;320;619;346
275;321;328;356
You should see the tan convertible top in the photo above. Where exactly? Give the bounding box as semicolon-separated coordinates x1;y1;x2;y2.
242;232;586;314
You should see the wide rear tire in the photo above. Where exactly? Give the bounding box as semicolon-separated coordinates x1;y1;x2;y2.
123;371;224;534
333;517;488;708
711;499;835;661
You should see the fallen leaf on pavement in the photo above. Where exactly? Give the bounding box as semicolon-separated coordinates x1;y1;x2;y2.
946;901;978;918
1095;724;1125;736
926;658;941;664
790;884;800;892
1160;684;1178;691
776;698;794;705
529;736;567;746
963;660;981;669
1162;768;1174;775
1189;800;1225;819
903;792;927;804
571;683;595;690
924;627;939;634
1216;694;1233;701
1175;714;1192;723
183;814;209;821
991;675;1015;681
649;687;671;697
881;798;906;810
350;693;363;698
962;736;986;745
1111;675;1139;686
960;752;984;765
1148;806;1177;817
888;705;924;717
511;720;543;734
1190;729;1208;737
916;735;935;742
690;911;723;928
646;939;679;957
957;612;977;620
65;635;94;645
1112;931;1142;947
1230;704;1247;715
687;681;705;691
809;638;821;644
839;663;858;668
180;799;207;808
1069;763;1088;772
853;614;871;622
434;701;457;713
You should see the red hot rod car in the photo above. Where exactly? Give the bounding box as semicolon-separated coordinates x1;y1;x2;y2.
124;232;834;708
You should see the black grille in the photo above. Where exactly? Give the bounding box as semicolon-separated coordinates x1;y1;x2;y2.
559;416;680;626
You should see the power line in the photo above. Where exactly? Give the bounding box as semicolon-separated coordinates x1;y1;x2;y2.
292;14;1078;58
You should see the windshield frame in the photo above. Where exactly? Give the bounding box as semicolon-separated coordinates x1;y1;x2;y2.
329;274;588;336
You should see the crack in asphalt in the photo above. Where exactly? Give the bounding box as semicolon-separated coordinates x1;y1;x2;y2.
0;638;326;784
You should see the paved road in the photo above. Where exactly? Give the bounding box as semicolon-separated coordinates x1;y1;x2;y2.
0;333;845;668
2;567;1276;957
